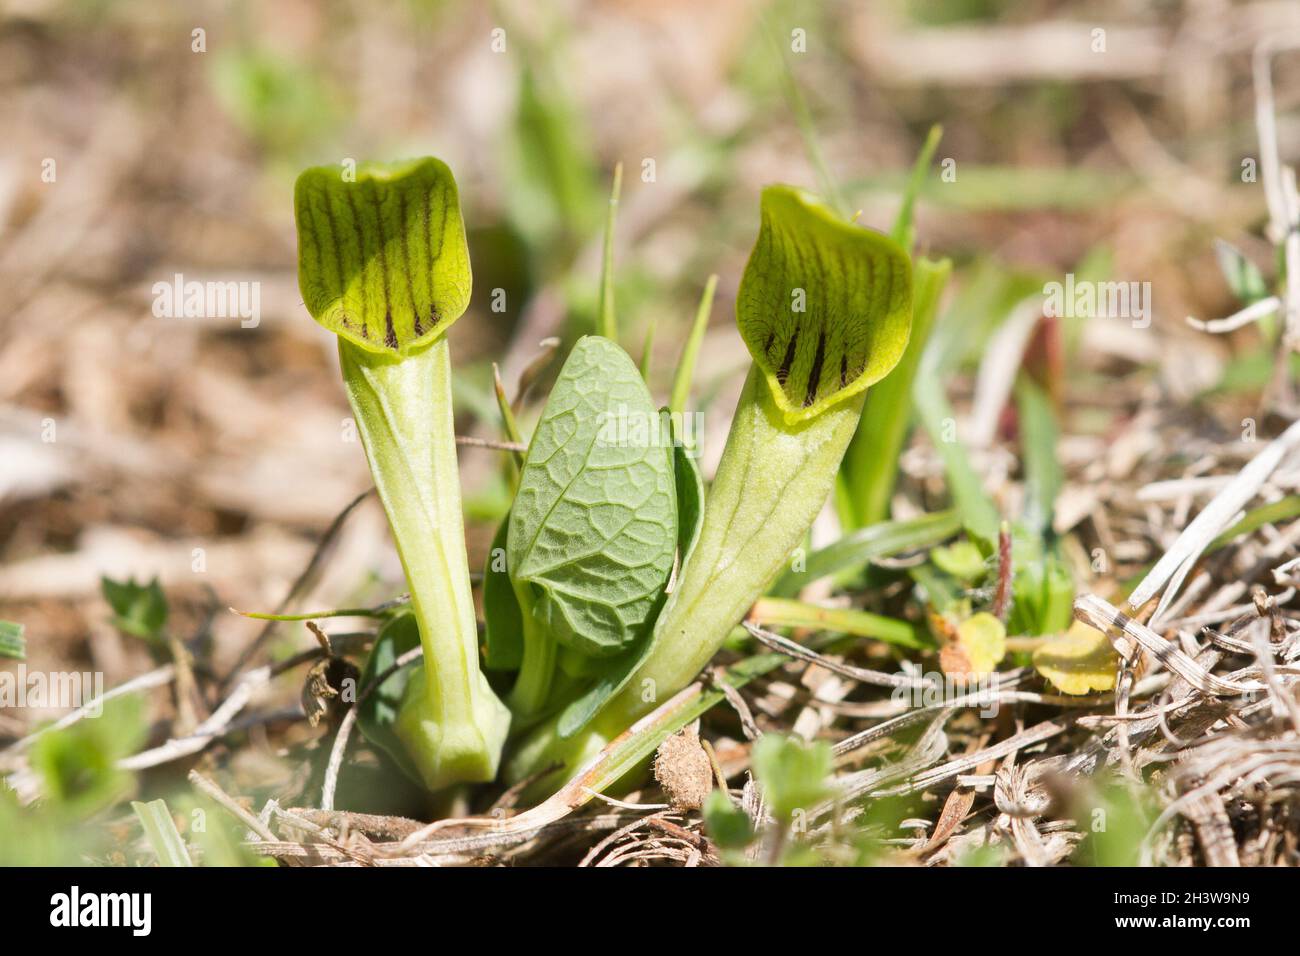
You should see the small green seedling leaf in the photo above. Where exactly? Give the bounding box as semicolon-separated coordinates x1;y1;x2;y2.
1008;547;1075;637
29;696;147;816
1070;776;1154;867
1033;620;1117;694
703;790;754;850
930;539;987;581
939;611;1006;677
751;734;834;824
0;620;25;661
737;186;912;423
1214;239;1269;304
131;798;193;867
912;562;969;626
294;157;471;355
101;576;168;640
955;844;1008;867
508;336;677;657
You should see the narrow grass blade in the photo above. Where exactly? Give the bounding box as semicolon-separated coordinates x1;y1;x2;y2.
669;274;718;416
0;620;25;661
915;374;1000;546
840;257;952;528
556;654;785;800
131;799;193;867
891;124;943;251
492;362;525;470
1015;377;1062;538
1208;495;1300;551
597;162;623;341
764;21;846;217
232;605;391;622
749;596;923;649
771;509;960;596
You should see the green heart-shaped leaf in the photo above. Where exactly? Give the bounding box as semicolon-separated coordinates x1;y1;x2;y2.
555;429;704;738
507;336;677;657
752;734;834;823
736;186;912;423
294;157;471;355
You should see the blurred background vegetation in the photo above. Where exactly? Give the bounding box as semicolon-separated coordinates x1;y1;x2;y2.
2;0;1299;864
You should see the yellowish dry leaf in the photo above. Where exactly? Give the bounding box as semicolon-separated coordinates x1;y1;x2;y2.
1033;620;1118;694
940;611;1006;677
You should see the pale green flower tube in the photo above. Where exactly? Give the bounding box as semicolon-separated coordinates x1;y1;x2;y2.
340;336;509;788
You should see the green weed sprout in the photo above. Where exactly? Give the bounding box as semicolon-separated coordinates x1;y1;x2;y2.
507;185;913;779
294;158;509;790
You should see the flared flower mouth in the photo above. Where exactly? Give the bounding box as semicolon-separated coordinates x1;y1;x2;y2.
294;157;472;356
736;185;913;424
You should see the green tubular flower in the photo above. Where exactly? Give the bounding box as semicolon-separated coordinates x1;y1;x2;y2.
294;158;509;789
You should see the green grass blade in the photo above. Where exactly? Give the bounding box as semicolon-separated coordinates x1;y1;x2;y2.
843;165;1133;213
915;374;1000;546
597;162;623;341
750;596;923;648
505;54;601;246
1015;377;1062;538
131;799;193;867
771;509;960;597
840;256;952;528
764;21;846;217
1209;495;1300;552
669;274;718;416
0;620;25;661
890;124;943;251
492;363;526;471
233;605;391;622
561;653;786;800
